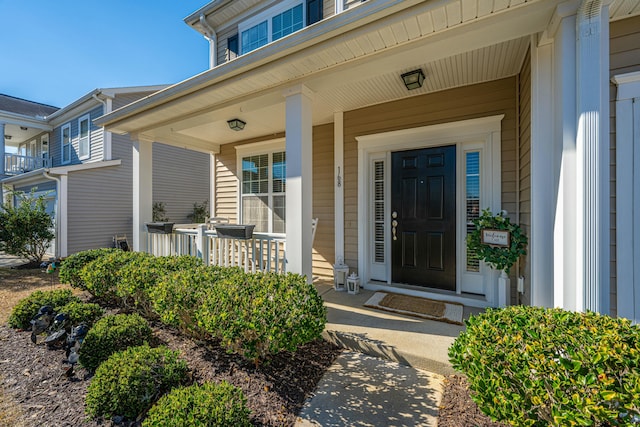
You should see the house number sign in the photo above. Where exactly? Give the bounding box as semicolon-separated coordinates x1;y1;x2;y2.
481;229;511;247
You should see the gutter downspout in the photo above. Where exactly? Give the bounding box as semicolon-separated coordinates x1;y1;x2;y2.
199;13;217;69
41;170;62;259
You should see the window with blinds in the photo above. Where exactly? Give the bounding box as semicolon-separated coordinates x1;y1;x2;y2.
466;151;481;272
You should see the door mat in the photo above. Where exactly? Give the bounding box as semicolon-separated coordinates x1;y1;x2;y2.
364;292;464;325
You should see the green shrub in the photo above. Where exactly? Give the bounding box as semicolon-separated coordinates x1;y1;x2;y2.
85;344;189;420
79;313;152;371
117;255;203;318
142;381;251;427
58;248;120;290
0;189;54;263
79;250;146;301
57;300;104;327
449;306;640;426
150;265;244;338
199;271;327;365
8;289;79;329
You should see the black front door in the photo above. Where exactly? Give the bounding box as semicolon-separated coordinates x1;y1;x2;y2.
391;146;456;291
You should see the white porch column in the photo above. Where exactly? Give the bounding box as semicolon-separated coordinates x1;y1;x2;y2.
0;122;5;203
0;122;5;177
58;173;68;258
283;85;314;281
209;152;216;218
575;1;610;313
132;137;153;252
613;71;640;322
530;35;561;308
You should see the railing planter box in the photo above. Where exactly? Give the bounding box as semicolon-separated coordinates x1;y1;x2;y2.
214;224;255;240
145;222;175;234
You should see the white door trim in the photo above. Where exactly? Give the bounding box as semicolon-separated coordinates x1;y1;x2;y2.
356;115;504;307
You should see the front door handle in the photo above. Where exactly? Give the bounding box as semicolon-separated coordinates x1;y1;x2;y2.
392;219;398;241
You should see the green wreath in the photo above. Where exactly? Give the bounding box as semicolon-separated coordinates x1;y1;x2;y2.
467;209;528;273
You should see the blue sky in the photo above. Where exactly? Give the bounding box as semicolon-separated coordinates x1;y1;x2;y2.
0;1;210;108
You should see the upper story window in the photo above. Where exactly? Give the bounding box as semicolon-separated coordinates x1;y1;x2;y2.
40;135;49;161
61;123;71;164
78;114;91;160
239;1;305;55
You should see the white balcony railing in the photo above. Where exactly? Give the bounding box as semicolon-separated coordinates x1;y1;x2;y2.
147;225;286;274
3;153;49;175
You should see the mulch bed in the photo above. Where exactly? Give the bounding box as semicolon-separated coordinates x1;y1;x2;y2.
438;374;509;427
0;321;341;427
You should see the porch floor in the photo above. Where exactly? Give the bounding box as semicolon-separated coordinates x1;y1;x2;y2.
316;281;482;376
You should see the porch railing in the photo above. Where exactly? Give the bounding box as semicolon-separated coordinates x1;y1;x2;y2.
4;153;49;175
147;225;286;274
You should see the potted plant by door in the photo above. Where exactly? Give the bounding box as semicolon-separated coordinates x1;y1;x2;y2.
467;209;528;306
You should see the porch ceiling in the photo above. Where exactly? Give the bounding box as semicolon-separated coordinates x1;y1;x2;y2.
99;0;613;151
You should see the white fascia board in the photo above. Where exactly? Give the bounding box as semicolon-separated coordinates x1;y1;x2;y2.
0;111;52;131
47;159;122;174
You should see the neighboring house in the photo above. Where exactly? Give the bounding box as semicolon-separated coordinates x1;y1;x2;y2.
1;87;210;258
96;0;640;321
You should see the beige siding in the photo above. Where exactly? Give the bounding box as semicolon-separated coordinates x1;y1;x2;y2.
518;47;532;306
66;161;131;254
312;123;335;281
152;143;210;223
609;15;640;317
323;0;335;19
343;78;518;275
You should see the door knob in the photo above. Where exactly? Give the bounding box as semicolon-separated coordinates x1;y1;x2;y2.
391;219;398;240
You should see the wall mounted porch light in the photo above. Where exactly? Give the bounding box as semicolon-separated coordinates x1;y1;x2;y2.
227;118;246;131
400;69;425;90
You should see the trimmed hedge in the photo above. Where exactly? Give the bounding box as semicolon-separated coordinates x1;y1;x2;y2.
58;300;104;327
79;313;152;371
85;344;189;420
142;381;251;427
8;289;79;329
150;265;244;338
79;250;148;302
117;255;203;317
199;271;326;365
449;306;640;426
58;248;120;290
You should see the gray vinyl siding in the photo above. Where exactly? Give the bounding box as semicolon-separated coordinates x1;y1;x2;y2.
50;105;104;167
609;15;640;317
66;162;131;254
152;143;210;223
113;92;159;110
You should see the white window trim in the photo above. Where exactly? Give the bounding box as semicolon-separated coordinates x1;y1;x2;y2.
235;138;286;234
78;114;91;161
238;0;305;55
356;115;503;308
61;123;71;165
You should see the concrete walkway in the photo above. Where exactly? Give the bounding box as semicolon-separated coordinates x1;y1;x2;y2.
296;283;480;426
0;253;29;269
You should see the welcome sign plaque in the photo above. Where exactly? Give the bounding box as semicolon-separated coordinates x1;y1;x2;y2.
481;229;511;247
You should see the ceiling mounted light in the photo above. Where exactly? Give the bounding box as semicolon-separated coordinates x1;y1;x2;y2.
20;126;28;131
4;135;12;140
401;69;425;90
227;118;246;131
